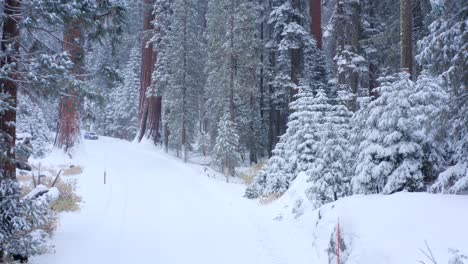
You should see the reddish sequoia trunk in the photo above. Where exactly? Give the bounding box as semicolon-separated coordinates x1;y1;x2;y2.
0;0;21;180
310;0;322;49
55;20;83;152
138;0;161;143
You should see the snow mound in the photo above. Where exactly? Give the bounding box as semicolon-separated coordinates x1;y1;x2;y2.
24;185;49;200
274;191;468;264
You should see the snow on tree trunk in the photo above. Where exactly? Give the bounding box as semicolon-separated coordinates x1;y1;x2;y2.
0;0;21;180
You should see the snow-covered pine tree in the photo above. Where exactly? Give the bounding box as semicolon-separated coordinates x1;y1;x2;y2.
266;0;329;151
334;0;368;111
194;129;210;157
17;93;51;158
161;0;206;162
152;0;173;132
247;88;333;199
213;112;241;179
353;72;443;194
231;0;264;163
306;91;352;206
204;0;262;162
152;0;174;152
417;1;468;194
204;0;227;148
107;46;140;140
0;178;54;260
245;141;290;198
247;88;318;198
410;73;447;182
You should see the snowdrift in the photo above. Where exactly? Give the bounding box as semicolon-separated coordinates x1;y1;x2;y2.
273;186;468;264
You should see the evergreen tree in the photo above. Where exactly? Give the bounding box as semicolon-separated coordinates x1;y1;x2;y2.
17;93;51;158
353;73;431;194
306;91;352;206
334;0;369;111
107;46;141;140
265;0;328;152
417;1;468;194
411;73;447;181
161;0;206;161
205;0;262;162
213;112;241;178
0;179;54;260
247;88;336;199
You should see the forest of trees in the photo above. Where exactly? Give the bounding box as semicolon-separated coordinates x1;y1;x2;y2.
0;0;466;260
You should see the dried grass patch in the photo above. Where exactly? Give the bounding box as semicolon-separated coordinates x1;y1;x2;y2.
49;178;82;212
30;164;84;177
240;162;265;186
62;166;83;176
20;165;83;212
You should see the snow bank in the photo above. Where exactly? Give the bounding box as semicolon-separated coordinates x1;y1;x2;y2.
272;191;468;264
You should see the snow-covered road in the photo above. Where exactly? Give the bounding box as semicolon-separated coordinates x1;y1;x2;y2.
29;137;468;264
32;137;311;264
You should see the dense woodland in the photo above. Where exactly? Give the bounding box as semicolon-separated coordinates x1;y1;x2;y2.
0;0;466;261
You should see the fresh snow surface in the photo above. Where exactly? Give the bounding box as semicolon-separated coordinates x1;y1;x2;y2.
31;137;313;264
32;136;468;264
275;173;468;264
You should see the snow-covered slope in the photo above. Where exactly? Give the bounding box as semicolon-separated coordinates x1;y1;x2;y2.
273;174;468;264
32;137;468;264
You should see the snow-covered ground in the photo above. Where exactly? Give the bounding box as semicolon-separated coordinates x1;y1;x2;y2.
32;137;468;264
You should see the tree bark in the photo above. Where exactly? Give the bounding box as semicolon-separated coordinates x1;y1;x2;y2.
229;0;236;122
55;19;83;152
182;0;188;163
400;0;413;77
0;0;21;180
138;0;161;143
310;0;322;49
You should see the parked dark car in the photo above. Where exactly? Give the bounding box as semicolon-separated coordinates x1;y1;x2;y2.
84;132;99;140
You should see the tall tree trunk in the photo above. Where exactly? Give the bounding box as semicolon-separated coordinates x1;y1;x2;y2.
400;0;413;77
310;0;322;49
0;0;21;180
138;0;161;143
229;0;236;122
249;93;258;164
182;0;188;163
259;0;265;120
56;19;83;152
349;1;361;112
336;0;346;85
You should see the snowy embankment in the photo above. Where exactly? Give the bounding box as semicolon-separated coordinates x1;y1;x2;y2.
272;172;468;264
31;136;467;264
